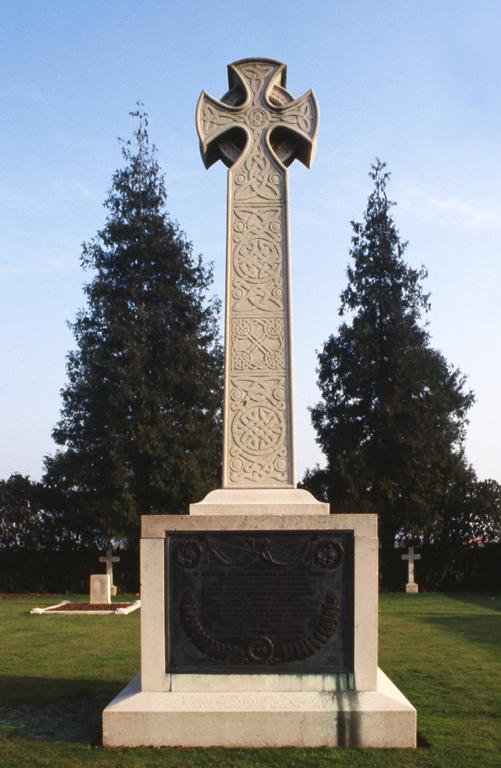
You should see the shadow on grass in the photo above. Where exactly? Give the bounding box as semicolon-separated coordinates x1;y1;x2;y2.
0;676;123;744
442;592;501;613
423;615;501;655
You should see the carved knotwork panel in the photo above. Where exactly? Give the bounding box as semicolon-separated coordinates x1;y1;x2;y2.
227;195;291;484
228;376;288;485
233;147;283;203
232;204;282;283
231;318;284;372
230;202;284;314
226;158;291;485
236;61;277;104
231;275;284;314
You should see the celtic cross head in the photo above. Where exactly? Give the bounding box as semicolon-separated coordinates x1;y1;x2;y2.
196;58;319;171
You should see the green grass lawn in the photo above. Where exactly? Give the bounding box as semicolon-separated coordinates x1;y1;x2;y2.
0;592;500;767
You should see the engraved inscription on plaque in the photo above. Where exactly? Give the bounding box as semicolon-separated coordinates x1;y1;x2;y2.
166;531;353;673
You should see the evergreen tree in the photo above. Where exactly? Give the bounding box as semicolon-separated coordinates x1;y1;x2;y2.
0;474;42;549
305;160;474;565
43;108;223;545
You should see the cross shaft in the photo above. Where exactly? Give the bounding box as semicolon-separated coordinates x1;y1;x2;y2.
197;58;319;488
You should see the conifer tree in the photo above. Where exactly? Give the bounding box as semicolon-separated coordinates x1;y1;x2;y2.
0;474;42;549
305;160;474;563
44;108;223;545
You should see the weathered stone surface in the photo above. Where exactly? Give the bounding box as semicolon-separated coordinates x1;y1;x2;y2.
189;487;329;515
141;512;377;538
102;670;417;748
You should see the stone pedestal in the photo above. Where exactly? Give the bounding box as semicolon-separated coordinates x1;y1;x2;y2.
103;669;415;748
406;583;419;594
103;491;416;748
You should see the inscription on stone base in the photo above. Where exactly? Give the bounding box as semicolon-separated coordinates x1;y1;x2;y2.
166;531;353;674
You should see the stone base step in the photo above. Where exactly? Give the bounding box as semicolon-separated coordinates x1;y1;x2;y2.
102;668;416;748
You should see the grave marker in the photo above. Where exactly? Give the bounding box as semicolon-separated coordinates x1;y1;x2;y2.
90;574;111;604
402;546;421;593
99;548;120;596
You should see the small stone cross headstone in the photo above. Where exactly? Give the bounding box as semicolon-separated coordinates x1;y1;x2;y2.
99;548;120;596
402;546;421;593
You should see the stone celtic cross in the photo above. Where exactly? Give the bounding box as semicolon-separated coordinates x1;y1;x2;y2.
196;58;319;488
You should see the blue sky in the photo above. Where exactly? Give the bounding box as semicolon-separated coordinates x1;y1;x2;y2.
1;0;500;485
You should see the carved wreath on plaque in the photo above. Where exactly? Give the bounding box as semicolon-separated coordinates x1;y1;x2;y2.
179;587;340;665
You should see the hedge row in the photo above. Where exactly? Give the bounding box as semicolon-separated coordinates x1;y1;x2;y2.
0;543;499;594
0;547;139;594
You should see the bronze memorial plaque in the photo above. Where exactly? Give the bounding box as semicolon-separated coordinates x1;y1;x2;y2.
165;530;354;673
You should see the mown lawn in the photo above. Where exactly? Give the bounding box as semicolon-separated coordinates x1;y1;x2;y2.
0;592;500;767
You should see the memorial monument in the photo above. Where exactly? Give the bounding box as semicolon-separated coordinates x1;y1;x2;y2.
103;58;417;748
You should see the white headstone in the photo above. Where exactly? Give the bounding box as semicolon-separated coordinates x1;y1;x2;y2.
90;573;111;604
